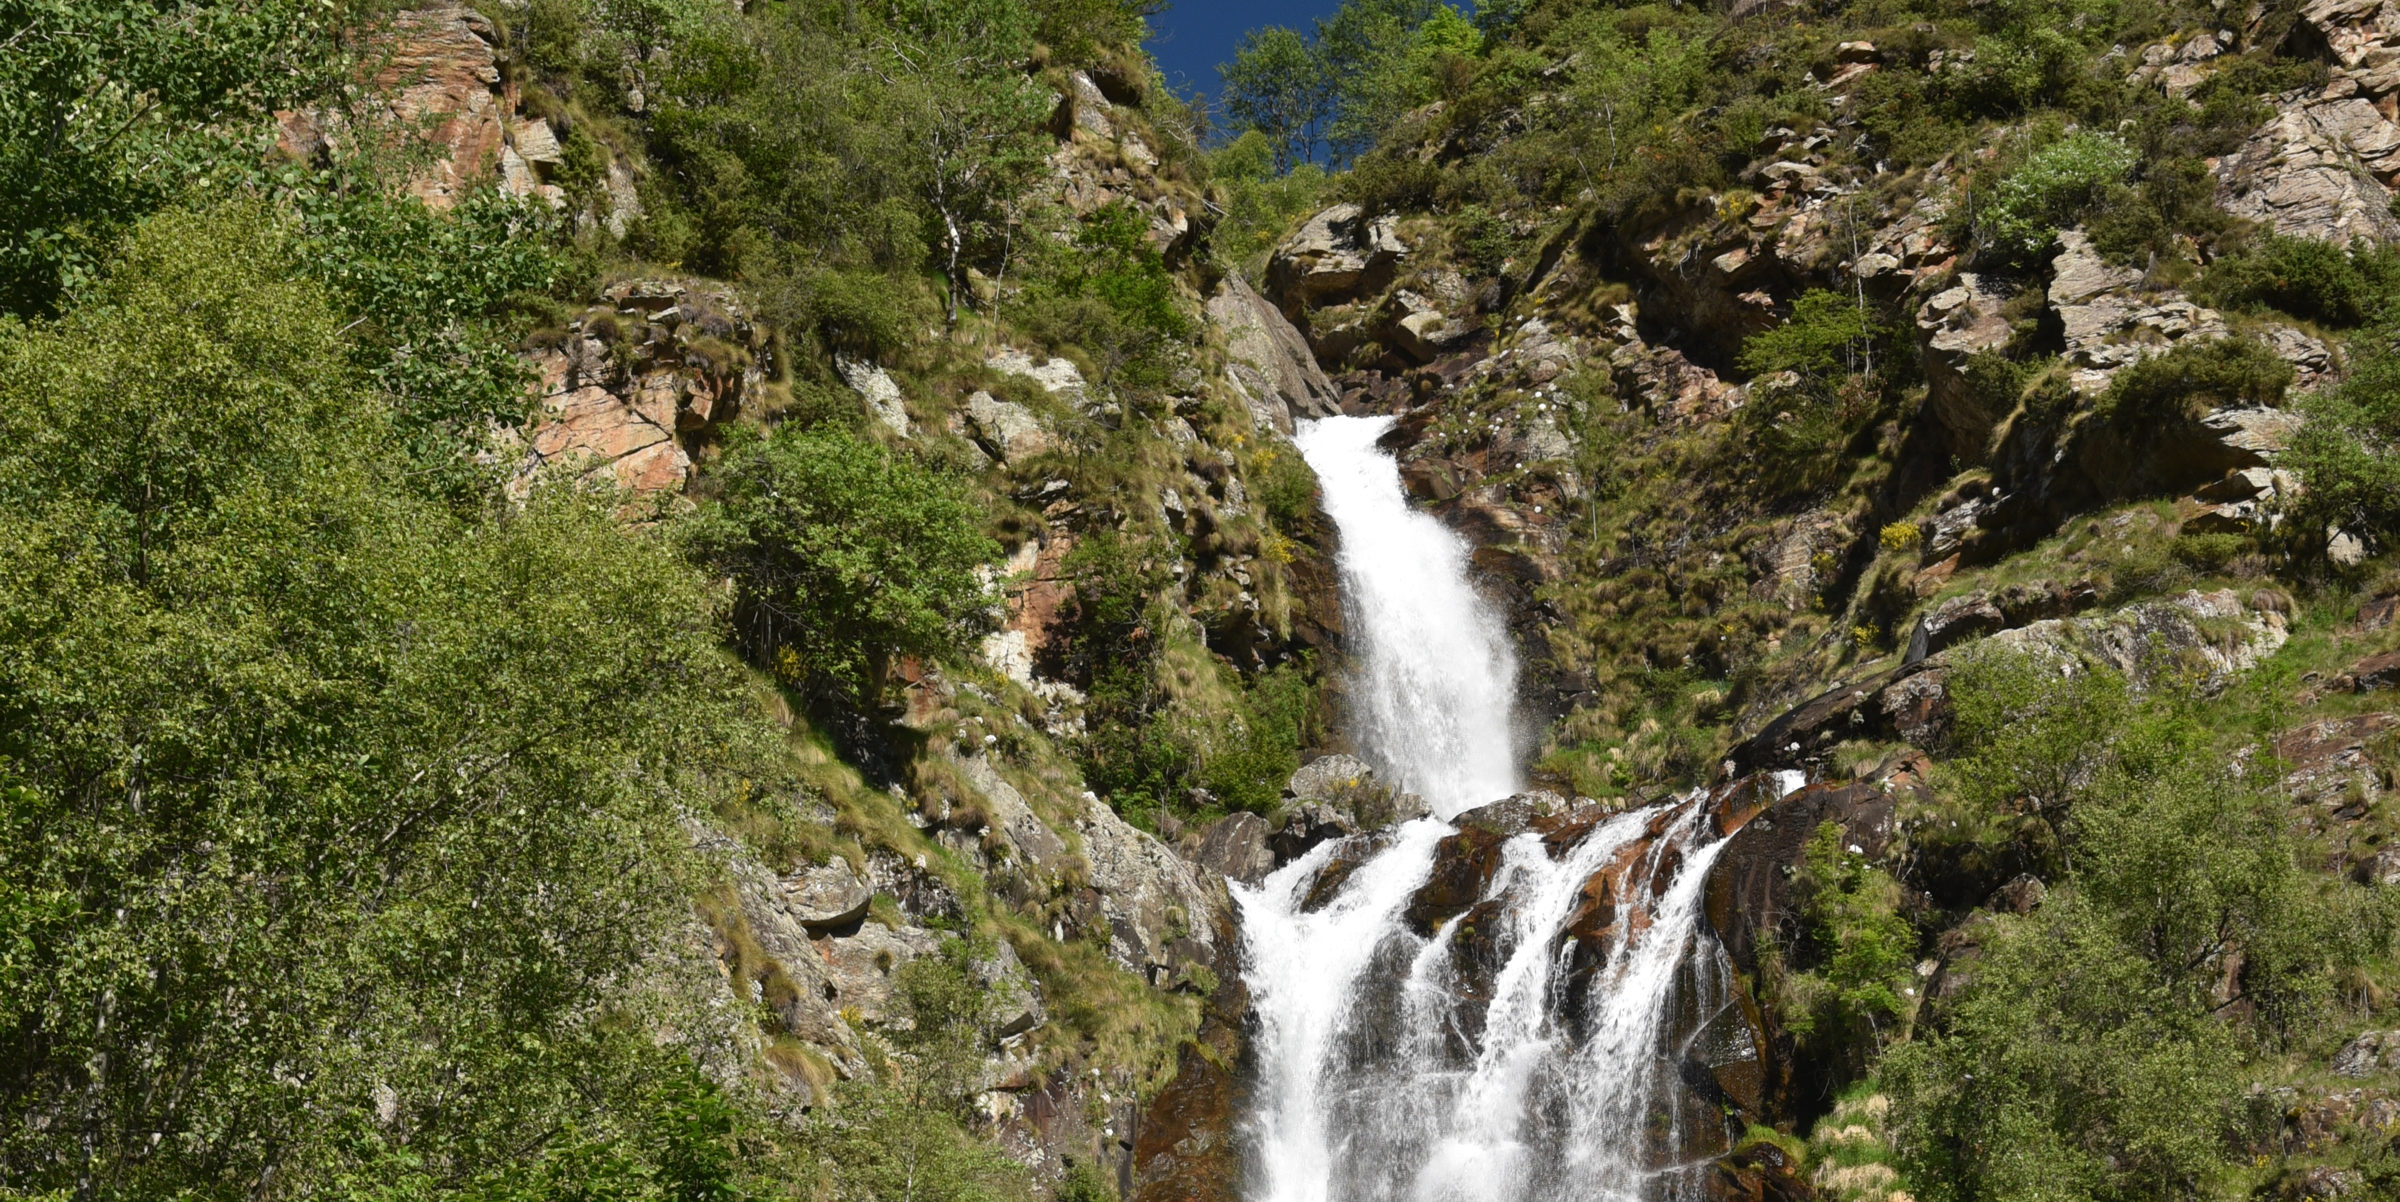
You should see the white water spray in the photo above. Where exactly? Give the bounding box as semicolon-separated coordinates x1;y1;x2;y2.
1293;416;1519;817
1235;416;1737;1202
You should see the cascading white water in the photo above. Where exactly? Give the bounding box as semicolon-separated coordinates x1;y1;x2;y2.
1235;417;1735;1202
1292;416;1519;817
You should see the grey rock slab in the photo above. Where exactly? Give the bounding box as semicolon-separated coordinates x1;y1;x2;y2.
1194;811;1275;886
963;391;1053;464
783;859;872;931
2333;1030;2400;1077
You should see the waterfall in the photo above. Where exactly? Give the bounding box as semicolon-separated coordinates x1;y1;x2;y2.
1234;417;1736;1202
1292;415;1520;817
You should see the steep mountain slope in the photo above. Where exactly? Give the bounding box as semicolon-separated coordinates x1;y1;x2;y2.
8;0;2400;1199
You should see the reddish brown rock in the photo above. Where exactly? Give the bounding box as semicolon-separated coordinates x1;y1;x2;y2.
1402;826;1509;934
2351;650;2400;693
1703;780;1897;979
1129;1040;1242;1202
278;4;567;211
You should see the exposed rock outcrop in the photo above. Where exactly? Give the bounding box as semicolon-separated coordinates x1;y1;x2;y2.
512;279;764;498
1266;204;1410;316
1208;275;1342;433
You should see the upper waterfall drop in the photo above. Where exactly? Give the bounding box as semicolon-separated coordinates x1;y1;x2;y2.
1239;413;1746;1202
1293;415;1521;816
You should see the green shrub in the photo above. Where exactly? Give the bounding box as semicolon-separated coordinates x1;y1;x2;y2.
1252;444;1321;529
2169;531;2245;572
2096;336;2292;423
1781;821;1917;1075
1893;657;2373;1202
1207;132;1333;270
685;426;997;717
2194;234;2400;328
1978;132;2138;262
2289;308;2400;545
1740;289;1884;382
0;205;774;1196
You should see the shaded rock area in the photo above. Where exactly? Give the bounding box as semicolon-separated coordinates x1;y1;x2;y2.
1266;203;1410;317
1130;908;1249;1202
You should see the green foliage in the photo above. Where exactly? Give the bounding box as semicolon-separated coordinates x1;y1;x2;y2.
1893;649;2383;1201
1207;132;1332;269
1741;289;1884;382
1451;204;1518;278
1735;289;1900;499
1782;822;1917;1073
2196;233;2400;329
1251;443;1322;530
1032;0;1164;65
1222;25;1335;172
1018;202;1195;391
2289;306;2400;546
1977;132;2138;262
795;939;1032;1202
1069;202;1191;339
1056;1161;1118;1202
0;0;343;315
1219;0;1476;170
686;425;997;718
0;205;766;1195
1194;663;1316;815
294;182;569;489
2096;335;2293;424
1884;896;2249;1202
1944;649;2131;860
521;0;1050;324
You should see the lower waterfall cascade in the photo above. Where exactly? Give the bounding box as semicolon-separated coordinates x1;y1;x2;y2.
1234;416;1750;1202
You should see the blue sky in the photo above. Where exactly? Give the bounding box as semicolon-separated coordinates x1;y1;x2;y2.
1143;1;1349;112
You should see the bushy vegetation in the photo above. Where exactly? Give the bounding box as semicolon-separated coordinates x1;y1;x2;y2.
1890;651;2387;1202
686;425;998;733
2096;334;2294;423
0;205;777;1197
0;0;347;315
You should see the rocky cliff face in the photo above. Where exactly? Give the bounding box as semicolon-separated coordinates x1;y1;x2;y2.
326;0;2400;1196
1101;2;2400;1196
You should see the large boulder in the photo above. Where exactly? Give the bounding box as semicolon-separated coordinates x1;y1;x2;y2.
1742;590;2288;775
1268;756;1431;865
2334;1030;2400;1077
962;391;1053;464
1070;797;1227;986
1265;204;1408;313
781;859;872;931
1206;275;1341;433
1191;812;1275;886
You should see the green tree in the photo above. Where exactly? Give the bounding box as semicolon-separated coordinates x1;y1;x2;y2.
0;205;767;1196
878;0;1053;323
1221;25;1334;172
685;425;997;721
0;0;344;315
2289;305;2400;550
1891;652;2377;1201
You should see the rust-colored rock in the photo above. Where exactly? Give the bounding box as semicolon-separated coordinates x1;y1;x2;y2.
1129;1039;1243;1202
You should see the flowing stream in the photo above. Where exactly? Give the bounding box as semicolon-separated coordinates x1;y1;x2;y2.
1233;416;1736;1202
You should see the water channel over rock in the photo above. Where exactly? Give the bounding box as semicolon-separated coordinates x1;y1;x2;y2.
1234;416;1749;1202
